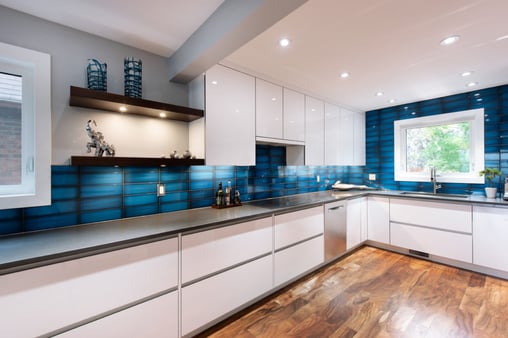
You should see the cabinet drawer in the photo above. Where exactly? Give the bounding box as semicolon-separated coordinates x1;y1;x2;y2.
181;255;272;336
0;238;178;338
390;198;472;233
391;222;472;263
57;291;178;338
274;235;324;286
274;206;324;249
182;217;272;284
473;205;508;271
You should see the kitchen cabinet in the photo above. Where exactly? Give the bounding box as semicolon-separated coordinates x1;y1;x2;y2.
181;217;272;284
283;88;305;142
255;78;283;139
305;96;325;165
57;291;178;338
338;108;355;165
181;255;272;336
0;238;178;338
347;197;367;249
473;205;508;272
354;111;366;165
274;206;325;286
367;196;390;244
205;64;255;165
324;103;341;165
390;198;472;263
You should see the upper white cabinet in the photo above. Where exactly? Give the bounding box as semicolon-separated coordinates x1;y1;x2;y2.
305;96;325;165
283;88;305;142
255;78;283;139
338;108;355;165
354;111;366;165
324;103;341;165
205;65;255;165
473;205;508;272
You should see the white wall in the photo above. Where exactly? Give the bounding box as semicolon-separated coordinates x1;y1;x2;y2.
0;6;190;164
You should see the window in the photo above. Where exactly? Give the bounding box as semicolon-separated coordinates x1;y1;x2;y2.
394;108;484;183
0;42;51;209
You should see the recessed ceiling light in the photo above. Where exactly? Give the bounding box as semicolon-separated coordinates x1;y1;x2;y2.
496;35;508;41
271;97;277;101
467;81;478;87
159;112;167;118
211;80;218;85
340;72;350;79
119;106;127;112
376;92;384;97
461;71;473;77
389;99;396;104
279;38;290;47
440;35;460;46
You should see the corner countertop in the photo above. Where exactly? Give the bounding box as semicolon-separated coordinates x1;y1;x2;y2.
1;189;507;275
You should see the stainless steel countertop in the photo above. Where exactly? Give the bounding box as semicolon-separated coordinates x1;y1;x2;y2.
1;189;506;275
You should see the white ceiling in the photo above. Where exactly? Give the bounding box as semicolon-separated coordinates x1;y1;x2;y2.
2;0;508;111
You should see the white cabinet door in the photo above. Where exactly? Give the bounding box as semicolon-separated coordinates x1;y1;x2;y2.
0;238;178;338
274;235;324;286
205;64;255;165
324;103;341;165
367;197;390;244
57;291;178;338
274;206;324;250
283;88;305;142
354;111;366;165
181;255;272;336
338;108;355;165
473;205;508;272
347;197;367;249
181;217;272;284
305;96;324;165
256;78;283;139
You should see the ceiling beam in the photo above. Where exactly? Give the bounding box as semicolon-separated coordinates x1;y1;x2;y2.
167;0;308;83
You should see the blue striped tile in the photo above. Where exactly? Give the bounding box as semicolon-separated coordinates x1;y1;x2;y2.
81;196;122;211
160;191;188;203
161;201;188;213
124;183;157;195
81;184;122;198
124;168;158;183
124;204;158;218
24;213;79;231
81;209;122;224
124;194;158;207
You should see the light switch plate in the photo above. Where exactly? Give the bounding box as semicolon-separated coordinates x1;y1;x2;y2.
368;173;376;181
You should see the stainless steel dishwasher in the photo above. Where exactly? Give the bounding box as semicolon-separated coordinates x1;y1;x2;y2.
324;200;347;261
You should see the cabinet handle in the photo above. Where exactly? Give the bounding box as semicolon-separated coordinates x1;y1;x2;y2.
328;205;344;211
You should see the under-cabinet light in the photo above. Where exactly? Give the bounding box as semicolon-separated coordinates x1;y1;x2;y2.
119;106;127;112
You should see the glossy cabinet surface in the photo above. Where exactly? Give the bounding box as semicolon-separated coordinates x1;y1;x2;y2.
283;88;305;142
305;96;325;165
256;78;283;139
367;196;390;244
354;111;366;165
324;103;341;165
274;206;324;249
347;197;367;249
473;205;508;271
205;65;255;165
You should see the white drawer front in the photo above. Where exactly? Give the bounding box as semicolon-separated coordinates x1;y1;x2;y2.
390;198;472;233
182;217;272;284
473;205;508;272
391;222;472;263
274;206;324;249
181;255;272;336
274;235;324;286
0;238;178;338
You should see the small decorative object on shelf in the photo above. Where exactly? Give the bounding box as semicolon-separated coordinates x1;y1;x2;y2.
170;150;178;159
212;181;242;209
86;59;107;91
124;57;142;98
182;150;192;159
85;119;115;157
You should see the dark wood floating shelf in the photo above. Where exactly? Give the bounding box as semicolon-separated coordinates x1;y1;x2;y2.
71;156;205;167
69;86;204;122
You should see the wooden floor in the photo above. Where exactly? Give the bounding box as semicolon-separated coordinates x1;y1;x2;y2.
197;246;508;338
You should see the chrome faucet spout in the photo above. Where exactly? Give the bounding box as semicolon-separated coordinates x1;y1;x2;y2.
430;167;442;194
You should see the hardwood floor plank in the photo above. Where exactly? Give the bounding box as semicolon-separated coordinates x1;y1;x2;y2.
201;247;508;338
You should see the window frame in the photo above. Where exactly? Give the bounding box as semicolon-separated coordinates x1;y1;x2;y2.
394;108;484;184
0;42;51;210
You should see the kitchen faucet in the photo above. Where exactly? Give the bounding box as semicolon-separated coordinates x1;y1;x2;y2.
430;167;441;194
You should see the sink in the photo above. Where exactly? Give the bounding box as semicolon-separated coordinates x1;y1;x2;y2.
399;191;469;199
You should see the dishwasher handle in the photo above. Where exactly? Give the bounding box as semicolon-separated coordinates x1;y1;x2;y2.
327;205;345;211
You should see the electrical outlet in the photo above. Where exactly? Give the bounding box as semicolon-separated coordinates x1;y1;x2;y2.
157;183;166;197
316;175;320;182
368;173;376;181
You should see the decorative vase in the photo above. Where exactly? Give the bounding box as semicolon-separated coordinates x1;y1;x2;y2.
485;187;497;199
124;57;142;98
87;59;107;91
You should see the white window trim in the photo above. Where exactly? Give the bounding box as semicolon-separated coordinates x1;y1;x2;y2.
0;42;51;209
394;108;485;184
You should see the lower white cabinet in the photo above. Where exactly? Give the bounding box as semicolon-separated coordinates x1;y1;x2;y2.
57;291;178;338
473;205;508;272
181;255;272;336
0;238;178;338
274;235;324;286
367;197;390;244
347;197;367;249
274;206;324;250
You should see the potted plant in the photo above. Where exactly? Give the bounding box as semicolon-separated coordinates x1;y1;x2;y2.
479;167;502;198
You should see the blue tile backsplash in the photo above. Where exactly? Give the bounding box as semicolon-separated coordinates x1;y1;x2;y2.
0;144;364;235
2;83;507;236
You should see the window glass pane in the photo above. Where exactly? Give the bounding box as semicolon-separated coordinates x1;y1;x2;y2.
0;72;22;185
406;122;470;174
